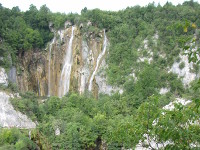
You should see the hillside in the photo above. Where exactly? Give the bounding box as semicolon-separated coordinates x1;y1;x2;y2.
0;1;200;149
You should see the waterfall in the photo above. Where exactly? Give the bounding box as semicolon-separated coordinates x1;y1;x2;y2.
59;26;75;97
80;41;90;94
88;30;107;91
48;37;56;97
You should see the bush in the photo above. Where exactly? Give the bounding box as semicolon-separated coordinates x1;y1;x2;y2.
176;56;181;63
0;128;37;150
10;92;39;121
8;82;18;92
179;61;185;70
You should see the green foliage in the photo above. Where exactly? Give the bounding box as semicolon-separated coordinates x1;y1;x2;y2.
7;82;18;93
153;102;200;149
0;41;14;68
0;4;54;66
1;1;200;149
50;12;68;29
179;61;185;69
122;65;184;108
10;91;40;121
9;90;200;150
0;128;37;149
176;56;181;63
102;2;198;85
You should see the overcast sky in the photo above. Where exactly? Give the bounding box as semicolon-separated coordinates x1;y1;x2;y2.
0;0;200;14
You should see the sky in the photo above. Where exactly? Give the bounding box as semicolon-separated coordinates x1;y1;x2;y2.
0;0;200;14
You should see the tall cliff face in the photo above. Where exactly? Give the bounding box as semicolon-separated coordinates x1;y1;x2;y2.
17;26;112;97
15;26;200;98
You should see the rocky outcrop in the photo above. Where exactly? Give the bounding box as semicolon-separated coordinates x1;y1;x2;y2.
0;67;8;86
159;87;170;95
17;50;48;96
170;54;198;86
0;91;36;128
96;59;123;95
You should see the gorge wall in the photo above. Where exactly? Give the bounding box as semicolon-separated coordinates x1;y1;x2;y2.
6;23;199;98
16;25;116;97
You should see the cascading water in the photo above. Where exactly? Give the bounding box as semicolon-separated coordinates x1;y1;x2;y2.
48;37;56;97
79;41;90;94
88;30;107;91
59;26;75;97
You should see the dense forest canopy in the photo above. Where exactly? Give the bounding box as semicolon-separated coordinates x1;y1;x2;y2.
0;1;200;149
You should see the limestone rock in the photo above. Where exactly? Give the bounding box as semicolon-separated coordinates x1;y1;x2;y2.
170;54;197;86
65;21;72;28
96;60;123;95
0;67;8;86
0;91;36;128
79;23;83;29
163;98;191;111
49;22;54;32
55;127;60;136
87;21;92;26
159;87;170;95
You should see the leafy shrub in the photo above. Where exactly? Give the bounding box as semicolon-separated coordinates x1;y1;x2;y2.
10;91;39;121
8;82;18;93
176;56;181;63
0;128;37;149
179;61;185;70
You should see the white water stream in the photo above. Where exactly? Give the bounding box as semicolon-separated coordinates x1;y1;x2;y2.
59;26;75;97
88;30;107;91
48;37;56;97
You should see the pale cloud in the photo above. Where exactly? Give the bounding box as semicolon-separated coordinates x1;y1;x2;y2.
0;0;199;14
